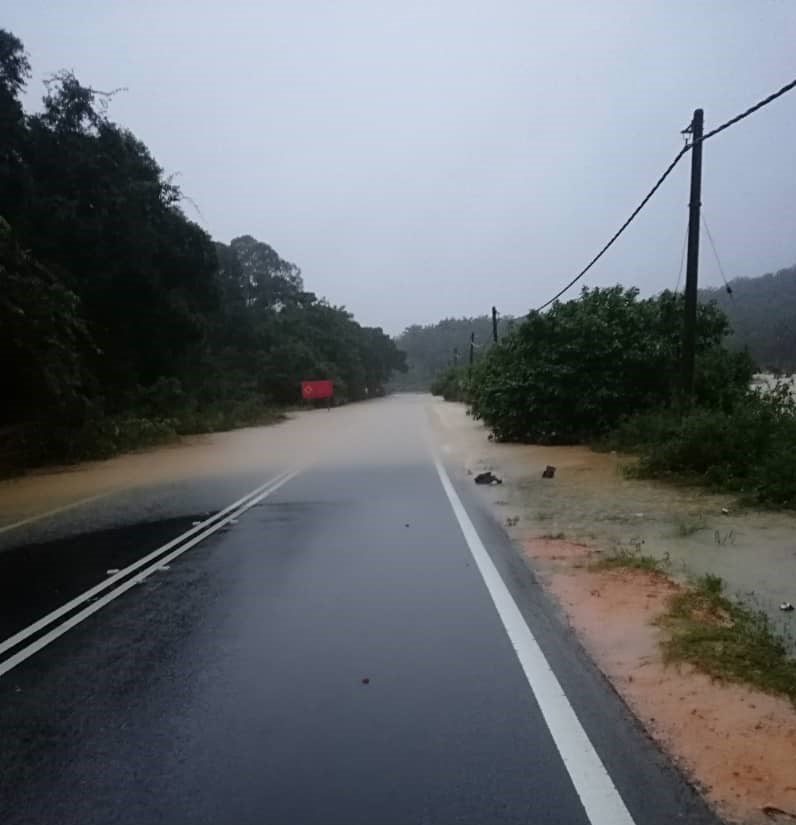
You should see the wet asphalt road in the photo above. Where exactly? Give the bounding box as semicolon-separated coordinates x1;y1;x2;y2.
0;396;721;825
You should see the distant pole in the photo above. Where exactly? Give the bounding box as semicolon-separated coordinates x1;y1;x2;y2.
491;306;498;343
468;331;475;378
453;347;459;367
682;108;704;404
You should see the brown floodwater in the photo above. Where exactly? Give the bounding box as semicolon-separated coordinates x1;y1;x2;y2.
430;400;796;650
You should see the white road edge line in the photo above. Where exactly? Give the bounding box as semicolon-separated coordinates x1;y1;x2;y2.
0;471;295;660
433;455;636;825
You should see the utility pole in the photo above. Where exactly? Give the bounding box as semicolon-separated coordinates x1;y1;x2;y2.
453;347;459;367
468;331;475;378
682;108;704;404
491;306;498;343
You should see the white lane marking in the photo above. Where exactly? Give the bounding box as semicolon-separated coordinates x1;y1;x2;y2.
0;471;294;659
0;493;111;536
0;470;298;679
433;456;636;825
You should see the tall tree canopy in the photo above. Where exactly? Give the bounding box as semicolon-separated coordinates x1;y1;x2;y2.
0;30;405;458
701;264;796;373
393;315;512;390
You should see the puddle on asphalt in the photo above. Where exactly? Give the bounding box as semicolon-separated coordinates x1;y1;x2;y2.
0;516;203;642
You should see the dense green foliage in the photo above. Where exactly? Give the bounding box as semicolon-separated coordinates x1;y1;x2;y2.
465;286;751;443
610;384;796;507
701;264;796;373
429;365;470;401
435;281;796;508
0;31;405;467
392;315;512;390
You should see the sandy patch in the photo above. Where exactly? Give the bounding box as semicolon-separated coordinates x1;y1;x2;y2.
523;538;796;825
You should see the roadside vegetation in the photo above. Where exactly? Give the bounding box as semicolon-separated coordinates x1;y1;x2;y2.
660;574;796;706
393;316;512;391
21;399;288;465
429;364;471;402
430;284;796;509
701;263;796;373
589;544;668;574
588;549;796;705
609;384;796;507
0;31;406;471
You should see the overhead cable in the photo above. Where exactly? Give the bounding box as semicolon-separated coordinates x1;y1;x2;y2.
535;76;796;311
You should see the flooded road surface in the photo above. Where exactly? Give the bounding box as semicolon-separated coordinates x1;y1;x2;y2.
0;396;719;825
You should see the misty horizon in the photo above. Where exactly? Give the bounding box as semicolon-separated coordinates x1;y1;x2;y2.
7;2;796;334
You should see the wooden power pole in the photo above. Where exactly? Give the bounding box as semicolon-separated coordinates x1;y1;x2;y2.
682;108;704;404
492;306;498;343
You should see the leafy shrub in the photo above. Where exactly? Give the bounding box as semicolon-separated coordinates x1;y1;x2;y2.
615;384;796;507
430;366;470;402
130;377;188;419
468;287;745;443
605;408;683;452
20;395;285;467
26;413;177;463
173;398;284;435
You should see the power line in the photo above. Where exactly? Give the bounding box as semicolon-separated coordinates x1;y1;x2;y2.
700;77;796;144
535;76;796;312
535;145;689;311
674;218;688;294
701;211;733;295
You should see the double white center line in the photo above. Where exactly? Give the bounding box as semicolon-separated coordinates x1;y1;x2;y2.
0;470;299;679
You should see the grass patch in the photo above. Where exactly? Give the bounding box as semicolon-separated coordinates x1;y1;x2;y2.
540;531;567;540
589;544;667;573
659;574;796;705
673;515;707;537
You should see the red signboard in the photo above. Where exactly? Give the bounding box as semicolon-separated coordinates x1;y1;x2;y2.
301;380;333;400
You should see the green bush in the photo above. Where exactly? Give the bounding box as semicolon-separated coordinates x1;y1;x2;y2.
26;413;177;464
21;395;285;467
605;408;683;452
614;384;796;507
468;287;746;443
173;398;284;435
430;366;470;402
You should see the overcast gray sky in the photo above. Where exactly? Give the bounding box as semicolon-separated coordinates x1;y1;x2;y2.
7;1;796;333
